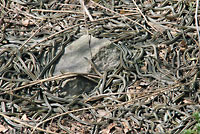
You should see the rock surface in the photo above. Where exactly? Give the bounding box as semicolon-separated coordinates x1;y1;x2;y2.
54;35;112;75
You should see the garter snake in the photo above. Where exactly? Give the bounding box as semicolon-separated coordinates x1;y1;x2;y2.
37;34;72;79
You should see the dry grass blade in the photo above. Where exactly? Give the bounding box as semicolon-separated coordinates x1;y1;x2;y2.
79;0;94;21
31;9;83;14
19;26;43;50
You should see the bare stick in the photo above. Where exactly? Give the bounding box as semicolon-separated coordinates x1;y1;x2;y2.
31;9;83;14
19;26;43;50
79;0;94;21
195;0;200;48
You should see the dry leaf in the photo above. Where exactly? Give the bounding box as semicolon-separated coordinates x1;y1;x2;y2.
0;125;7;133
178;40;187;52
115;126;123;133
135;86;142;90
139;81;149;86
97;110;112;118
122;121;130;133
101;123;117;134
158;43;167;49
183;99;195;104
21;114;29;121
21;19;30;26
120;10;129;14
140;65;147;72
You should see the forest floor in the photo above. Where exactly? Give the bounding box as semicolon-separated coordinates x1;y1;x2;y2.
0;0;200;133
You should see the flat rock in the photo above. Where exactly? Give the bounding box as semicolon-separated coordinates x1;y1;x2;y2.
54;35;111;75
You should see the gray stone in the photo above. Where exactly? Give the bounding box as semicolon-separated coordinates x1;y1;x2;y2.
54;35;111;75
